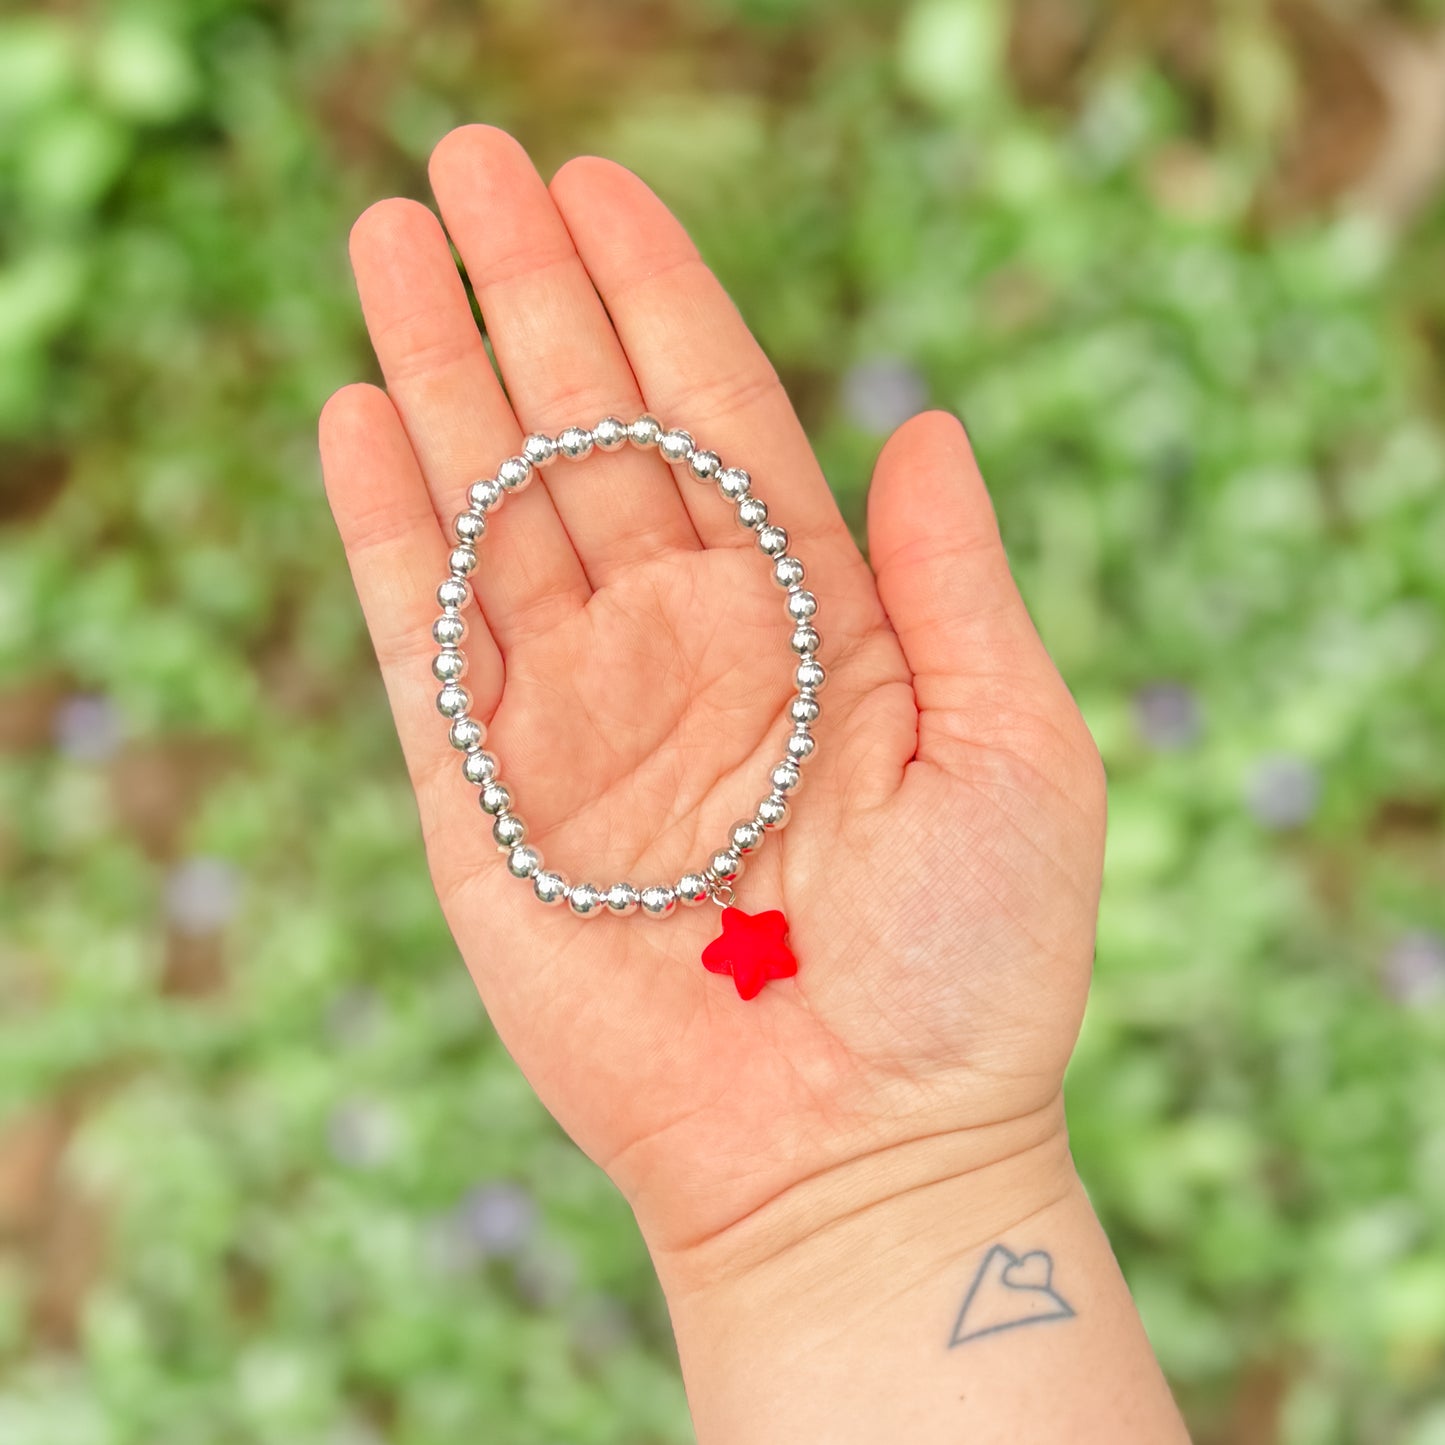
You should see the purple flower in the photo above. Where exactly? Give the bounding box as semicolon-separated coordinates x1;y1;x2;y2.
1245;755;1320;830
459;1181;538;1260
840;356;929;434
164;856;240;935
1382;932;1445;1009
53;693;125;763
1133;682;1200;751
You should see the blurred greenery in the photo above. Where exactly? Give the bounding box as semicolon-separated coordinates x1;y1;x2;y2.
2;1;1444;1442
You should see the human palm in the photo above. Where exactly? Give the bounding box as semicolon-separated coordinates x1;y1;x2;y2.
320;127;1105;1273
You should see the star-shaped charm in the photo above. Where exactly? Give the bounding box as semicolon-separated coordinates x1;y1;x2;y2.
700;907;797;1000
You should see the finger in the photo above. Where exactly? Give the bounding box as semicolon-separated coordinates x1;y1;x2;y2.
348;196;590;649
866;411;1082;769
319;382;502;825
427;126;700;586
549;157;873;580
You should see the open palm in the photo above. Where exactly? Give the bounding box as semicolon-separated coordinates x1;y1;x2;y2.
319;126;1106;1279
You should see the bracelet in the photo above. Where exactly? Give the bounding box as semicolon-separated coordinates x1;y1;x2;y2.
429;414;823;1000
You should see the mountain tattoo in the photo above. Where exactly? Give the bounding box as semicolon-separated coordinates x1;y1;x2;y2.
948;1245;1076;1348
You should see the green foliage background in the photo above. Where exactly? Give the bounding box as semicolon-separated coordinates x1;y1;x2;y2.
2;1;1444;1442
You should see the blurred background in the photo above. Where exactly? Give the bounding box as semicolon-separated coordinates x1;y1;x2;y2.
2;0;1444;1441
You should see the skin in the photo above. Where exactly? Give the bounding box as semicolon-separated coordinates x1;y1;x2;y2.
319;124;1191;1443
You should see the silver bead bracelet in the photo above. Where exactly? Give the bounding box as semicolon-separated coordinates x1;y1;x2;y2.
430;414;822;936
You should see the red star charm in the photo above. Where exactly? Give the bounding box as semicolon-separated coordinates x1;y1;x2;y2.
700;907;798;1001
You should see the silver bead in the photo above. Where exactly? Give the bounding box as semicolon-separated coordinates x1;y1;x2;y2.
629;414;662;448
639;884;677;918
687;449;721;481
729;818;765;855
770;759;803;794
568;881;606;918
468;478;504;513
708;849;744;884
605;881;640;916
492;813;527;850
757;524;789;557
676;872;711;907
772;555;805;589
479;781;511;816
717;467;751;501
737;495;768;529
462;749;498;784
436;684;471;719
790;693;821;725
790;625;821;655
433;613;468;647
786;728;816;764
756;792;790;829
557;425;593;459
448;544;477;576
454;510;487;543
437;576;471;610
533;870;569;907
785;589;818;621
796;659;826;691
498;455;532;492
592;415;628;451
507;844;542;879
522;432;557;468
658;429;693;464
449;717;485;752
432;649;467;683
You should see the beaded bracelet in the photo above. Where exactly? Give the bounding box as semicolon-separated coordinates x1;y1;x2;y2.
430;414;822;1000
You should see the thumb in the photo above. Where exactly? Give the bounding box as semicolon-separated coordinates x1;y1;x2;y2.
866;410;1078;768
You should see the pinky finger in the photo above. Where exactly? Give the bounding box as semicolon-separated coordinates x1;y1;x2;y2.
319;383;505;803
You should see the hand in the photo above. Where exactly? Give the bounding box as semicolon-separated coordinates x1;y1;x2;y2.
319;125;1105;1289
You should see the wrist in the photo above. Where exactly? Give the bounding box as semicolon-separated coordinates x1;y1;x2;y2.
643;1093;1075;1306
639;1104;1188;1445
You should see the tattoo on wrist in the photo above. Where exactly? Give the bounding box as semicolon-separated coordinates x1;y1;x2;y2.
947;1245;1075;1348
